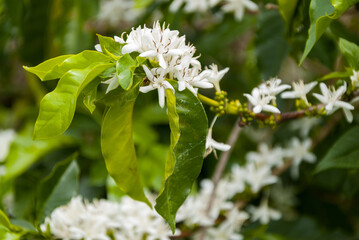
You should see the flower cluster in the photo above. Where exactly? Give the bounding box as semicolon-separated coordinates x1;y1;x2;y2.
42;135;315;240
170;0;259;21
97;21;229;108
41;196;176;240
243;76;356;123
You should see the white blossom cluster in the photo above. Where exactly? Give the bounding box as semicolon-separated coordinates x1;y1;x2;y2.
177;137;316;239
170;0;259;21
243;77;356;122
42;136;316;240
97;21;229;108
41;196;176;240
0;129;16;176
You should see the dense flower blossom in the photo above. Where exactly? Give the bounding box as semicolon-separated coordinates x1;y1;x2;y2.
41;196;177;240
281;80;317;105
244;88;280;114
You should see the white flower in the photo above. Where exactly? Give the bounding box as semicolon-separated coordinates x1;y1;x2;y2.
42;196;177;240
350;69;359;87
122;22;188;69
244;163;278;193
140;65;175;108
176;67;213;95
205;117;231;157
281;80;317;105
248;198;281;224
313;82;354;113
221;208;249;232
203;64;229;92
0;129;16;162
222;0;258;21
121;25;153;55
285;138;316;179
246;143;285;168
259;78;291;98
244;88;280;114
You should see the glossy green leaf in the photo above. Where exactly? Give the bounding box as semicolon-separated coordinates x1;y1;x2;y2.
315;126;359;173
33;62;114;139
23;55;73;80
101;85;150;205
162;90;179;185
83;87;98;114
42;50;111;81
97;34;123;59
116;54;145;91
4;125;74;180
278;0;299;29
0;210;10;229
155;86;208;232
339;38;359;69
36;154;79;222
300;0;359;64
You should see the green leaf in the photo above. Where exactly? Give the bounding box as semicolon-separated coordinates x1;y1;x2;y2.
36;154;79;222
318;70;351;81
23;55;73;80
0;210;11;229
97;34;124;59
315;126;359;173
161;90;180;185
256;9;289;79
33;62;114;139
116;54;145;91
42;50;111;81
339;38;359;69
83;86;98;114
300;0;359;64
278;0;299;29
155;85;208;232
101;85;150;206
3;125;74;180
0;225;19;240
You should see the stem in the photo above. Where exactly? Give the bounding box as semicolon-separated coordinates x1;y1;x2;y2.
198;117;242;240
198;93;219;107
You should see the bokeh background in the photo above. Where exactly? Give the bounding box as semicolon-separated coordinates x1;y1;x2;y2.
1;0;359;238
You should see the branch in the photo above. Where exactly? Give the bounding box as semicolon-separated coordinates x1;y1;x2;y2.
198;117;242;240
